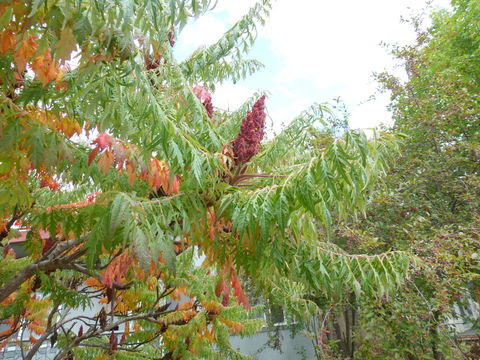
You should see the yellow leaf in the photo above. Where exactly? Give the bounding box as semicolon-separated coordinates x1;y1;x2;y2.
147;276;157;291
218;318;244;334
93;355;108;360
202;300;222;315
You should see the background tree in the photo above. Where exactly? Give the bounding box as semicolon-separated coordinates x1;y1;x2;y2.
0;0;411;359
304;1;480;359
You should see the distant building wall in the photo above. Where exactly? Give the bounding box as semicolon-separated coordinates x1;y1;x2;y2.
231;326;316;360
0;326;316;360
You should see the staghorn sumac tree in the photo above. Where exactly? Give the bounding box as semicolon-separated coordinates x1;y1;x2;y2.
0;0;410;359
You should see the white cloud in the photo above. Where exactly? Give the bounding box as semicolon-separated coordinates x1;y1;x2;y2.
213;83;254;111
258;0;450;128
213;0;259;23
177;14;226;48
175;0;451;129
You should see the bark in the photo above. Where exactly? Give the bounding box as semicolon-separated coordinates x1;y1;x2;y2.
0;238;86;302
24;305;64;360
52;306;184;360
350;308;356;359
430;311;443;360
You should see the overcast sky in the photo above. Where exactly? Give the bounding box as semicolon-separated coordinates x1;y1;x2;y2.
174;0;450;131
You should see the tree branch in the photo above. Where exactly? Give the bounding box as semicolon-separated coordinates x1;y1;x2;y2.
24;304;62;360
0;206;29;243
53;305;179;360
0;237;87;303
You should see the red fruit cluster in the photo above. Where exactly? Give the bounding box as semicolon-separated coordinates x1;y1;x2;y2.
193;85;214;118
168;31;175;47
42;237;56;255
232;95;266;164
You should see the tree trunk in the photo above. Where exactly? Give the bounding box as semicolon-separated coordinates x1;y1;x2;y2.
430;311;443;360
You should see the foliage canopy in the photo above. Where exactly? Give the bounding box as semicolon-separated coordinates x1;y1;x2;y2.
0;0;411;359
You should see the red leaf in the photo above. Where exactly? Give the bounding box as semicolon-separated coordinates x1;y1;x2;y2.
215;279;230;306
92;132;112;150
88;147;100;165
170;176;180;194
231;274;250;310
101;252;134;288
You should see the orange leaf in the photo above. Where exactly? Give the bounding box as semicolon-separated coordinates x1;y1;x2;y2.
0;220;6;234
100;252;134;288
98;150;114;175
0;30;15;55
177;300;194;311
170;176;180;194
0;326;16;338
218;318;244;334
29;335;38;344
31;50;58;86
28;319;45;335
215;279;229;306
57;116;81;137
134;268;145;280
182;310;196;322
133;322;140;332
147;276;157;291
231;272;250;310
126;162;136;186
15;35;37;72
99;297;109;304
85;277;103;288
171;287;186;301
40;173;60;191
